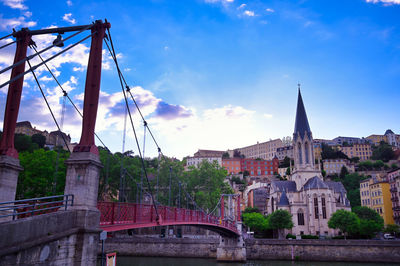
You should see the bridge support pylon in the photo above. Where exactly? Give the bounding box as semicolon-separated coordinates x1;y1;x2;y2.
216;221;246;262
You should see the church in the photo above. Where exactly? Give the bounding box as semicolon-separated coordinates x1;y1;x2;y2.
266;89;351;237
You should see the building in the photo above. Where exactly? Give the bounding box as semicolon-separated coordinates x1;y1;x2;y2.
360;177;394;225
323;159;355;175
276;145;293;161
366;130;400;147
266;89;351;237
193;149;225;157
235;139;283;160
337;143;372;161
332;136;370;146
222;158;242;175
15;121;71;150
186;156;222;168
222;157;279;177
388;168;400;225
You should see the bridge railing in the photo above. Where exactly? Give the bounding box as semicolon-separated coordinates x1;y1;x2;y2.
97;202;237;233
0;194;74;220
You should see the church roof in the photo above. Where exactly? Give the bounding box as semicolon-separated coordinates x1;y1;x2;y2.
294;89;312;141
272;180;297;192
325;181;347;193
277;190;290;206
385;129;394;135
303;176;328;190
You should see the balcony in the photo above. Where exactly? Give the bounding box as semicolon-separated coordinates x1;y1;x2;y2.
391;197;399;202
393;206;400;211
390;187;398;193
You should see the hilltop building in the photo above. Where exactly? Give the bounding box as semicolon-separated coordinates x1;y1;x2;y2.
388;168;400;225
266;89;351;237
185;149;225;168
235;139;283;160
222;157;279;177
367;130;400;147
323;158;355;175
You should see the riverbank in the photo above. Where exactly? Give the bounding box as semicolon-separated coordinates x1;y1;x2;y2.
101;236;400;263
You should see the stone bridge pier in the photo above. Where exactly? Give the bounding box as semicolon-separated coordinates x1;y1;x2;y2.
216;221;247;262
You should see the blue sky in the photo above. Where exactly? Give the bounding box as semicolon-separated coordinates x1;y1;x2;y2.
0;0;399;159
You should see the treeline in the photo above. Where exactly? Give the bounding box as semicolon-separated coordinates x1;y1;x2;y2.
5;131;231;211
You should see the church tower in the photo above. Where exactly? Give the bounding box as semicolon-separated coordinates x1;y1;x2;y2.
291;86;322;190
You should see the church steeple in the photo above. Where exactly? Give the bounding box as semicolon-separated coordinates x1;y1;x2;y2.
294;85;311;141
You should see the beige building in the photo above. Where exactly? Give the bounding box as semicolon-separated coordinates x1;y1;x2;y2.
337;143;372;161
366;130;400;147
266;90;351;237
236;139;283;160
323;159;355;175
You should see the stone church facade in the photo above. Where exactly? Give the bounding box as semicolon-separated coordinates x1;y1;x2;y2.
266;90;351;237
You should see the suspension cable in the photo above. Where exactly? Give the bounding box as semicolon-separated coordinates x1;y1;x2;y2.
29;46;109;150
0;31;96;89
26;59;71;152
105;26;160;219
0;40;16;50
0;32;13;41
0;24;92;76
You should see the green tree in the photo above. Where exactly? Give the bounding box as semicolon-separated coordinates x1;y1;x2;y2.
321;143;348;160
328;209;360;239
31;133;46;148
332;173;368;207
242;212;269;232
17;149;69;199
222;152;230;159
339;166;349;179
391;163;398;170
384;224;400;235
371;142;395;162
243;207;260;214
14;133;34;152
267;209;294;239
352;206;384;238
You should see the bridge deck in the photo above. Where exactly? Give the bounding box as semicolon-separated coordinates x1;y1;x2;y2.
97;202;239;236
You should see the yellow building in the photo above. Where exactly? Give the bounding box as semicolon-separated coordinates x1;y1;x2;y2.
366;135;387;146
360;178;394;225
337;143;372;161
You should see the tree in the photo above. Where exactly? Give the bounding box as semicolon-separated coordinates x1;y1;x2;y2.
17;149;69;199
243;207;260;214
31;133;46;148
391;163;398;170
267;209;294;239
339;166;349;179
371;142;395;162
279;156;291;168
321;143;348;160
286;167;291;176
333;173;368;207
14;133;34;152
222;152;230;159
384;224;400;235
242;212;269;233
352;206;384;238
328;209;360;239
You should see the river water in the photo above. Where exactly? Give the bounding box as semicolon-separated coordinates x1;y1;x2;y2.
114;257;398;266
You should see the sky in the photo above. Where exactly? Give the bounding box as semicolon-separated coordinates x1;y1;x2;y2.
0;0;399;159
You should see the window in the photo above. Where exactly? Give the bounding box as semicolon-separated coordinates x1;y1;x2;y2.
314;197;319;219
305;142;309;164
322;197;327;219
297;211;305;225
298;142;303;164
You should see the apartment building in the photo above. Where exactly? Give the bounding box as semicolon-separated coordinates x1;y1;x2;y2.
236;139;283;160
323;158;355;175
337;143;372;161
388;168;400;225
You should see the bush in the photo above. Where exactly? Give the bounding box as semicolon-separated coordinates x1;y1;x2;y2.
301;234;319;239
286;233;296;239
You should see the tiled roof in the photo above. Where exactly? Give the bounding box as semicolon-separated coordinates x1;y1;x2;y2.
277;190;290;206
272;180;297;192
325;181;347;193
293;89;312;141
303;176;328;190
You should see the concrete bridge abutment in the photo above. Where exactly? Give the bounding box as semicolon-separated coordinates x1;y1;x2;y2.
216;221;247;262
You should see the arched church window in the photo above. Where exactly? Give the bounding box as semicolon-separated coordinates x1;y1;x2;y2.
271;197;275;212
305;142;309;164
322;197;327;219
314;196;319;219
298;142;303;164
297;210;305;225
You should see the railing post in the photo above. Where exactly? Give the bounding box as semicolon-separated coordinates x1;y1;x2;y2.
237;194;241;221
133;203;136;223
220;195;224;220
111;202;115;225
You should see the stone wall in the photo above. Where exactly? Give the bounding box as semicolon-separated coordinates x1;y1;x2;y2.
102;236;219;258
102;237;400;263
246;239;400;263
0;210;100;265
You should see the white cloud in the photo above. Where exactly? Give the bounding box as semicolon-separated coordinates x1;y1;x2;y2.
0;15;36;30
66;0;72;6
24;11;32;17
62;13;76;25
238;3;246;9
266;8;275;13
243;10;255;16
366;0;400;4
263;113;273;119
205;0;234;4
1;0;27;10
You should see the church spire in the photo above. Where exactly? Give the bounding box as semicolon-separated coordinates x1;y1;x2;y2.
294;86;311;140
